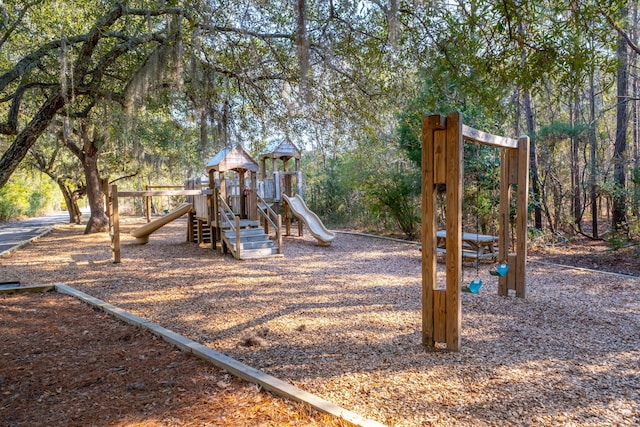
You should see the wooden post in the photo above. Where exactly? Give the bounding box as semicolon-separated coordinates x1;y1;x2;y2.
498;149;512;296
276;214;283;254
422;112;529;350
219;172;226;203
272;158;279;201
422;115;438;347
145;185;151;223
239;170;246;219
444;112;463;351
261;157;267;181
515;136;530;297
111;184;121;263
197;219;204;244
187;211;194;242
218;171;226;249
213;188;221;251
250;171;258;221
283;158;291;236
498;137;529;298
421;114;446;349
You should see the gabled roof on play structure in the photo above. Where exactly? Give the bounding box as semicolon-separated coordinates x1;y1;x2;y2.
260;138;301;160
205;145;259;173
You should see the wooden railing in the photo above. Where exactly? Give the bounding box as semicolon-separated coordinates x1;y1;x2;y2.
257;193;282;255
193;194;208;220
217;192;241;259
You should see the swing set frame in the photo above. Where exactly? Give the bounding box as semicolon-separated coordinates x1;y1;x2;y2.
421;112;530;351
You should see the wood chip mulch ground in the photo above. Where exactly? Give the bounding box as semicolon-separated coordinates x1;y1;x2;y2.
0;291;350;427
1;217;639;426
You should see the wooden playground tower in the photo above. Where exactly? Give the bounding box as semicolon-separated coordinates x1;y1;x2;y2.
205;144;259;240
201;145;282;259
421;112;530;351
259;139;303;237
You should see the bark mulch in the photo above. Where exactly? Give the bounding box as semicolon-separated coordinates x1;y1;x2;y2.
1;217;639;426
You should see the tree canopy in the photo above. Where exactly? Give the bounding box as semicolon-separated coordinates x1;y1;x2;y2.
0;0;639;240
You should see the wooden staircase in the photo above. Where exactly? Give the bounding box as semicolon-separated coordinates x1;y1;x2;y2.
191;215;211;243
221;227;281;260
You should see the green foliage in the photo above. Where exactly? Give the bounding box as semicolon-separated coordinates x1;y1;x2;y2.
631;167;640;186
27;191;46;217
397;60;514;169
364;169;421;239
304;132;421;238
606;230;627;251
0;171;59;221
305;155;365;226
538;121;591;143
0;182;28;221
462;145;501;235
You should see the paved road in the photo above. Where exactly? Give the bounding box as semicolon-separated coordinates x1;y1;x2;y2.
0;211;73;255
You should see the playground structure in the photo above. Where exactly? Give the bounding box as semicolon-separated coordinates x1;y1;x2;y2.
106;141;333;262
259;139;302;237
421;112;529;351
105;185;203;262
131;203;192;244
283;194;335;246
259;138;334;245
200;144;282;259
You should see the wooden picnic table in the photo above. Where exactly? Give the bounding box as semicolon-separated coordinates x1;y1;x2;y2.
435;230;498;261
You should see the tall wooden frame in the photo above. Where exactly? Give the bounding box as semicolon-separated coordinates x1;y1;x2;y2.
421;112;530;351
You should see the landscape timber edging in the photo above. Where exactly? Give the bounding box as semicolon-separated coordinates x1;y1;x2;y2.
52;283;387;427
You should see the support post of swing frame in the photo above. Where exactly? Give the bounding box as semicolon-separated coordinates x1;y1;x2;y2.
421;112;463;351
497;135;530;297
421;112;529;351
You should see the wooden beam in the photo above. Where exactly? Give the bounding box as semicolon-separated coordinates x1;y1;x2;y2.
0;285;56;295
462;124;519;148
498;149;511;296
145;185;184;189
515;136;530;298
421;115;440;347
434;129;447;184
445;112;463;351
117;190;205;197
111;184;121;264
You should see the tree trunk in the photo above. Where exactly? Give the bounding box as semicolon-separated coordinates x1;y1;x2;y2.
613;29;629;232
0;93;66;188
62;120;108;234
570;98;582;232
83;151;108;233
199;105;208;156
589;71;599;238
523;88;542;230
296;0;311;104
632;1;640;219
517;20;542;231
55;179;83;224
